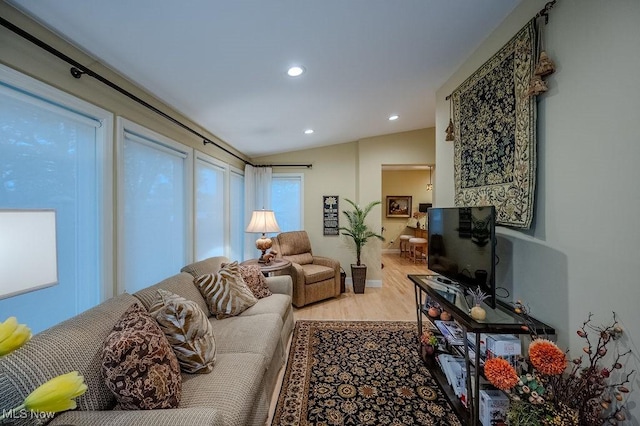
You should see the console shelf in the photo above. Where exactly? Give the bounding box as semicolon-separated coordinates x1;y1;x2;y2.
409;274;555;426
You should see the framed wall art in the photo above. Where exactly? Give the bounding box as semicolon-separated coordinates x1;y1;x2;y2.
323;195;339;236
386;196;412;218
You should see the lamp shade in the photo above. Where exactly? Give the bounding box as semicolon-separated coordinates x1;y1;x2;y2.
245;210;280;234
0;210;58;300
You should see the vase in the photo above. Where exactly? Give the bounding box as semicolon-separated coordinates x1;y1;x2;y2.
420;343;437;367
351;264;367;294
470;304;486;321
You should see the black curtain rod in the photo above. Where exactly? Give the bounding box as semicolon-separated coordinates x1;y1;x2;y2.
0;15;259;166
255;164;312;168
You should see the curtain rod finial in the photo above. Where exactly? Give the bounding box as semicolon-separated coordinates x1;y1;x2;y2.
70;67;84;79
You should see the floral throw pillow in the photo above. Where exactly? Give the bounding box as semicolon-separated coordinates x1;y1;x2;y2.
195;261;258;319
237;264;273;299
149;289;217;374
101;303;182;409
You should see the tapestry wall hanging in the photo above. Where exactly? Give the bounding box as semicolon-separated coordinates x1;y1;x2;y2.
451;19;537;229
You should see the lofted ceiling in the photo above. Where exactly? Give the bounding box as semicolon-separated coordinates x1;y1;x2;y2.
6;0;521;158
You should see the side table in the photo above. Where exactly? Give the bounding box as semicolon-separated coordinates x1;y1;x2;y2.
240;258;291;277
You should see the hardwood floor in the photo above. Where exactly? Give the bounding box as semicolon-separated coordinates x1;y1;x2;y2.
267;252;430;423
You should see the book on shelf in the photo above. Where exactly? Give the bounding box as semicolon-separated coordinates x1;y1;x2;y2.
467;345;485;367
434;320;465;345
479;389;510;426
485;334;521;368
436;353;467;405
466;332;489;355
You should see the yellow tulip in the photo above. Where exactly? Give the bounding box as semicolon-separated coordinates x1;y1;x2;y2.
23;371;88;414
0;317;31;356
0;317;18;341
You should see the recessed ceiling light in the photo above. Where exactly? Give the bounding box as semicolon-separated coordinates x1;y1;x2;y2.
388;114;399;121
287;66;305;77
304;129;314;134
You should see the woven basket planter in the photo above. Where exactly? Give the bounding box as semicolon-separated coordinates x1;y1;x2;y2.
351;264;367;294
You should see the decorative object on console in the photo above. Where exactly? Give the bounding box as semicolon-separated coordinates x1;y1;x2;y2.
485;301;635;426
0;209;58;300
427;305;441;319
419;329;439;367
426;165;433;191
245;209;281;263
469;286;489;321
338;198;384;294
450;20;537;229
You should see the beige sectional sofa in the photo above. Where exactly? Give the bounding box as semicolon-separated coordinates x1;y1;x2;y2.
0;256;294;426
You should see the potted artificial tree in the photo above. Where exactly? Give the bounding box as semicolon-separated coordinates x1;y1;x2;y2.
339;198;384;293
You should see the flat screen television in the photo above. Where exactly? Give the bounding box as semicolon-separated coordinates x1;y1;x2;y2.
427;206;496;308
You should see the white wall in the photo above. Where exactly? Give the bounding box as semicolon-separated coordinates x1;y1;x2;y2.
436;0;640;419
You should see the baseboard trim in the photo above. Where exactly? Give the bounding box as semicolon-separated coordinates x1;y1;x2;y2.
382;248;400;254
345;278;382;288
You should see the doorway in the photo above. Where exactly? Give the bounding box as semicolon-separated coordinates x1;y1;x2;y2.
381;164;433;265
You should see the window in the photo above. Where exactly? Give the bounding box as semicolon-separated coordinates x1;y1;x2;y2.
195;153;226;260
272;173;303;232
229;167;245;260
0;65;112;333
118;118;192;294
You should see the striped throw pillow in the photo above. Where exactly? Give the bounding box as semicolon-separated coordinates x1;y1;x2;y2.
195;261;258;319
149;289;217;374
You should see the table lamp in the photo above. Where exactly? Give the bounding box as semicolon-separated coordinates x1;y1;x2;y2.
245;209;280;263
0;210;59;300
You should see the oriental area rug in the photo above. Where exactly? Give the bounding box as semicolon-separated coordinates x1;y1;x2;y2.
271;320;462;426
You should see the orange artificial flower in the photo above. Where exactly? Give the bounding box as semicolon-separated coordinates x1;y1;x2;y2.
484;357;519;390
528;338;566;376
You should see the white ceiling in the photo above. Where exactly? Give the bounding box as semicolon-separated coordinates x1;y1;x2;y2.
7;0;521;158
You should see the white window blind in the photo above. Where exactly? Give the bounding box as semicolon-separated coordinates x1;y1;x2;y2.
229;168;245;260
120;122;192;293
0;65;111;333
272;174;303;232
195;155;225;260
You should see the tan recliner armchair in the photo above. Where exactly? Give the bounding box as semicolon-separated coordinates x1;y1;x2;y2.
271;230;341;308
